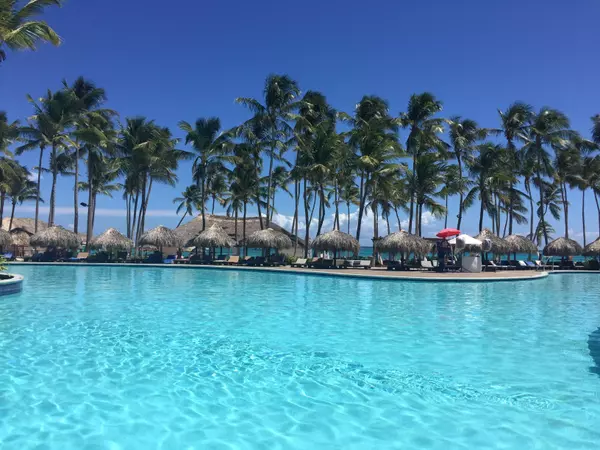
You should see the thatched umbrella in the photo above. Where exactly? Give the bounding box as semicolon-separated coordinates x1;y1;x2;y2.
474;228;509;254
138;225;182;252
9;228;31;247
189;224;235;248
582;237;600;257
543;237;583;257
0;229;13;248
91;228;133;251
504;234;538;257
378;231;430;256
30;226;80;249
246;228;292;255
311;229;359;258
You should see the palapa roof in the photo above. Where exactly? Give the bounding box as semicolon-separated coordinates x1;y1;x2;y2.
543;237;583;257
504;234;538;254
0;229;13;247
91;228;133;251
30;226;80;248
246;228;292;249
475;228;509;254
175;214;305;248
1;217;47;234
582;237;600;256
189;224;236;248
9;227;32;247
138;225;182;248
377;231;429;254
311;229;359;253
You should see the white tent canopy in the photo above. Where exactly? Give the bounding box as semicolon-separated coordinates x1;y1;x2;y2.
449;234;482;248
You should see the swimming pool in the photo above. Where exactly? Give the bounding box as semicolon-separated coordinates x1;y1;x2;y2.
1;266;599;449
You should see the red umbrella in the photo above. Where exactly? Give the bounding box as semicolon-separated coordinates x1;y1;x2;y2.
436;228;460;238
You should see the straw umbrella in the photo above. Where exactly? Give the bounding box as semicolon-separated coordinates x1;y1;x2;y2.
138;226;182;254
504;234;538;260
189;224;235;258
543;237;583;257
582;237;600;257
31;226;80;249
378;231;429;259
91;228;133;259
246;228;292;256
311;229;359;259
474;228;509;255
0;229;13;249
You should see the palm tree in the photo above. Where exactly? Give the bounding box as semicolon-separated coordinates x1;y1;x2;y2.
534;181;562;245
8;171;41;229
62;77;113;235
399;93;446;233
206;171;227;215
178;117;228;231
522;108;573;246
552;143;581;239
173;185;201;227
342;96;401;242
0;0;63;63
18;89;75;228
412;153;445;236
439;164;462;228
78;156;121;232
495;103;533;234
236;74;300;228
0;157;26;225
448;117;485;229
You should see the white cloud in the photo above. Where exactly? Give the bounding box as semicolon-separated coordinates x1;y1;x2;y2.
67;223;74;230
27;170;42;181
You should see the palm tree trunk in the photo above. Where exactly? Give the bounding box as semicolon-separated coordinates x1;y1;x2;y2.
256;193;264;230
135;177;147;245
211;196;215;215
303;177;310;258
356;173;369;241
200;174;206;231
293;179;299;254
86;155;94;246
242;201;247;257
525;178;534;239
444;194;448;228
356;172;364;238
503;209;509;237
582;189;586;246
176;211;188;228
131;191;139;241
34;145;44;233
0;191;5;228
456;156;463;229
386;214;391;235
347;202;351;234
73;144;80;234
265;145;274;228
536;142;549;246
561;182;569;239
334;179;340;231
408;154;416;234
234;208;238;243
92;192;97;229
394;207;402;231
139;177;153;239
373;204;379;260
316;187;325;236
48;144;58;226
125;193;130;238
9;201;16;231
594;190;600;239
479;197;485;232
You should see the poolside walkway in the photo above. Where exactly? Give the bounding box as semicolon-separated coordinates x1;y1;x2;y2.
8;261;550;282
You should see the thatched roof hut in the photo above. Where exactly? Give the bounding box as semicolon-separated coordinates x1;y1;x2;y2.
9;227;32;247
138;226;182;248
189;224;235;248
246;228;292;249
543;237;583;257
504;234;538;254
0;229;13;247
91;228;133;251
311;230;359;254
175;214;305;254
378;231;429;254
30;226;80;249
583;237;600;256
475;228;509;254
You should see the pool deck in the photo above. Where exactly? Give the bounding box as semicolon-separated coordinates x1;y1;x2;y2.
7;261;551;282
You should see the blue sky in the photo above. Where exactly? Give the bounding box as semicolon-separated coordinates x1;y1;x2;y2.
1;0;599;244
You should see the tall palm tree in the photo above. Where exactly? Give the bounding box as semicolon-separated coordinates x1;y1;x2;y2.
412;153;445;236
236;74;300;228
552;143;581;239
78;156;121;232
0;0;63;62
399;92;446;233
495;103;533;234
439;164;462;228
173;185;201;227
448;116;485;229
522;108;573;246
0;157;26;225
8;171;41;229
178;117;228;231
62;77;113;235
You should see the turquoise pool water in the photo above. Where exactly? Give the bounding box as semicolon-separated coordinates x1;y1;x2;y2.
1;266;599;449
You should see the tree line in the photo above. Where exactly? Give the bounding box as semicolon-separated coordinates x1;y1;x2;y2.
2;74;600;256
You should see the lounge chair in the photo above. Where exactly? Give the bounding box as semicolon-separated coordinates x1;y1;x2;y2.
212;255;228;265
163;255;176;264
68;252;89;262
574;261;586;270
143;252;163;264
291;258;307;268
333;259;347;269
525;261;536;269
484;261;497;272
534;260;552;270
266;254;285;267
314;258;334;269
173;257;190;264
387;260;401;271
358;260;371;269
225;255;240;265
515;260;528;270
420;260;435;271
247;256;265;267
2;252;13;261
307;257;321;268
